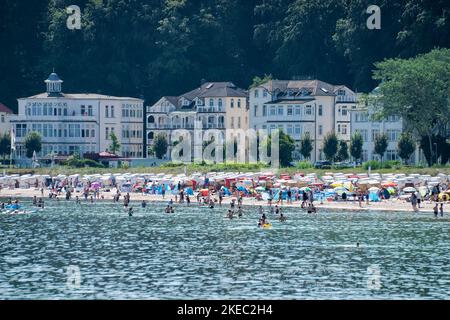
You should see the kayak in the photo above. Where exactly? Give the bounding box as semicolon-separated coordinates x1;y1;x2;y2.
262;223;272;229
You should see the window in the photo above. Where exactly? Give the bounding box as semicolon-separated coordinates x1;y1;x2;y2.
342;125;347;134
342;107;348;116
338;89;345;96
231;117;234;129
1;115;4;123
231;99;234;108
105;127;109;139
287;106;293;116
386;150;398;160
238;99;241;108
263;105;267;116
372;129;380;141
81;105;86;116
254;105;258;117
305;105;312;115
277;106;283;116
270;106;276;116
294;125;301;136
238;117;241;129
295;105;301;116
254;89;259;98
337;124;341;133
287;125;293;135
209;99;214;107
63;107;68;116
319;125;323;135
318;105;323;116
88;105;93;116
105;106;109;118
358;129;368;142
387;129;400;142
355;112;368;122
218;98;223;108
263;90;268;98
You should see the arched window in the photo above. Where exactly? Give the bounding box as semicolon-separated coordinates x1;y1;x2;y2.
231;99;234;108
148;132;154;140
105;106;109;118
148;116;155;123
238;99;241;108
218;98;223;108
209;98;214;107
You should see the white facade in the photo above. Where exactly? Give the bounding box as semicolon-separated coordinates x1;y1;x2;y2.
249;80;357;162
0;102;14;135
11;72;144;158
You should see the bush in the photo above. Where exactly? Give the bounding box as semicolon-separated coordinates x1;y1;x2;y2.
64;158;104;168
363;160;402;170
295;161;313;169
363;160;381;170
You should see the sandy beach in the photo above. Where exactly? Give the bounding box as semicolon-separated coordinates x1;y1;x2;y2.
0;186;445;215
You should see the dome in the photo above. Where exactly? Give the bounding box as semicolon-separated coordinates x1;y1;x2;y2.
45;72;63;83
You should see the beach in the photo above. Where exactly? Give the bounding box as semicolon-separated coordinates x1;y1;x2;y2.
0;185;445;215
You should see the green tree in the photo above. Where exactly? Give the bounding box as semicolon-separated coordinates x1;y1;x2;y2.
263;130;295;167
350;131;363;162
24;131;42;158
0;133;11;160
153;133;168;159
337;140;349;162
299;133;313;160
109;132;121;154
373;49;450;165
397;133;416;164
322;132;338;162
374;133;388;162
250;74;273;88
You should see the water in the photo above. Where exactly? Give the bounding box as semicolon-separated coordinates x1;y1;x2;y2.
1;199;450;299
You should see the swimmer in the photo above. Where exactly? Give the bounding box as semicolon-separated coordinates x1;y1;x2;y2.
128;207;133;216
75;196;80;205
141;200;147;208
279;213;287;222
227;209;233;219
165;205;171;213
237;206;243;218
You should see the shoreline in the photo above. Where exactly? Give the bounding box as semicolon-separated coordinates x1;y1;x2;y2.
0;187;444;215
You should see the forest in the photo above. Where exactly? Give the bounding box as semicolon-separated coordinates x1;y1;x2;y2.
0;0;449;110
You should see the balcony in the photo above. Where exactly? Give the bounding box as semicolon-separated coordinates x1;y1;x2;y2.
197;106;225;113
336;95;357;103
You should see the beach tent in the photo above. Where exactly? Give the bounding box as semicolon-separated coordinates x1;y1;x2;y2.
221;186;231;196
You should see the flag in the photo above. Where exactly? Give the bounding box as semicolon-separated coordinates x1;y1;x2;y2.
10;126;16;151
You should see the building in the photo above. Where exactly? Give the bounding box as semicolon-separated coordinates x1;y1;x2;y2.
350;89;421;164
0;102;14;135
11;72;144;159
249;79;357;162
146;82;248;158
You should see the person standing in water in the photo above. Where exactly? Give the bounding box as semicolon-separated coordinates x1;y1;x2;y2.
433;203;438;217
440;203;444;217
141;200;147;208
128;207;133;216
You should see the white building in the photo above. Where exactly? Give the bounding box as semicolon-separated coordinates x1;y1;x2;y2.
11;72;144;158
0;102;14;135
350;89;421;164
146;82;248;159
249;79;357;162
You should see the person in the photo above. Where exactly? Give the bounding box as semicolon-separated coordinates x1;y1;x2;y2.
237;206;243;218
165;205;171;213
128;207;133;216
209;199;215;209
411;192;418;212
433;203;438;217
75;196;80;205
227;209;233;219
219;190;223;206
141;200;147;208
162;186;166;199
32;196;37;206
279;213;287;222
186;194;190;205
440;203;444;217
168;198;173;207
275;205;280;215
170;206;175;213
258;205;263;216
342;192;347;201
287;188;292;204
416;191;422;208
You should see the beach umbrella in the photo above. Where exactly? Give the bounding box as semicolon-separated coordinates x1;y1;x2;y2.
368;187;380;193
330;182;343;188
387;187;396;194
403;187;417;193
299;187;311;192
382;182;397;187
91;181;101;189
255;186;265;192
334;187;349;195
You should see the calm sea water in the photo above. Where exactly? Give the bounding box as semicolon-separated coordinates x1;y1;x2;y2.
0;198;449;299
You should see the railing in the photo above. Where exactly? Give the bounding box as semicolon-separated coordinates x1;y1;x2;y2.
197;106;224;113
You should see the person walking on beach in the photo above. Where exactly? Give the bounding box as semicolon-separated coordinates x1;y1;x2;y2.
440;203;444;217
287;188;292;204
219;190;223;206
416;191;422;208
186;194;190;205
162;186;166;199
411;192;418;212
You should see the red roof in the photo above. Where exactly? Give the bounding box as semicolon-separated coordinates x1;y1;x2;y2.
0;102;13;114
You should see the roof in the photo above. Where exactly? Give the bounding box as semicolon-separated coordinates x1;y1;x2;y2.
45;72;63;82
265;98;315;105
0;102;14;114
155;82;247;111
256;80;353;97
19;92;143;102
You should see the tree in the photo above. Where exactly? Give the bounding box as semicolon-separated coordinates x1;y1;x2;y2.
109;132;121;154
299;133;313;160
337;140;349;162
374;133;388;162
322;132;338;162
373;49;450;166
153;133;168;159
250;74;273;88
24;131;42;158
350;131;363;162
397;133;416;164
0;133;11;160
263;130;295;167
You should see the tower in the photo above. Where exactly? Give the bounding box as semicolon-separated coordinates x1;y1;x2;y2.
44;71;63;96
